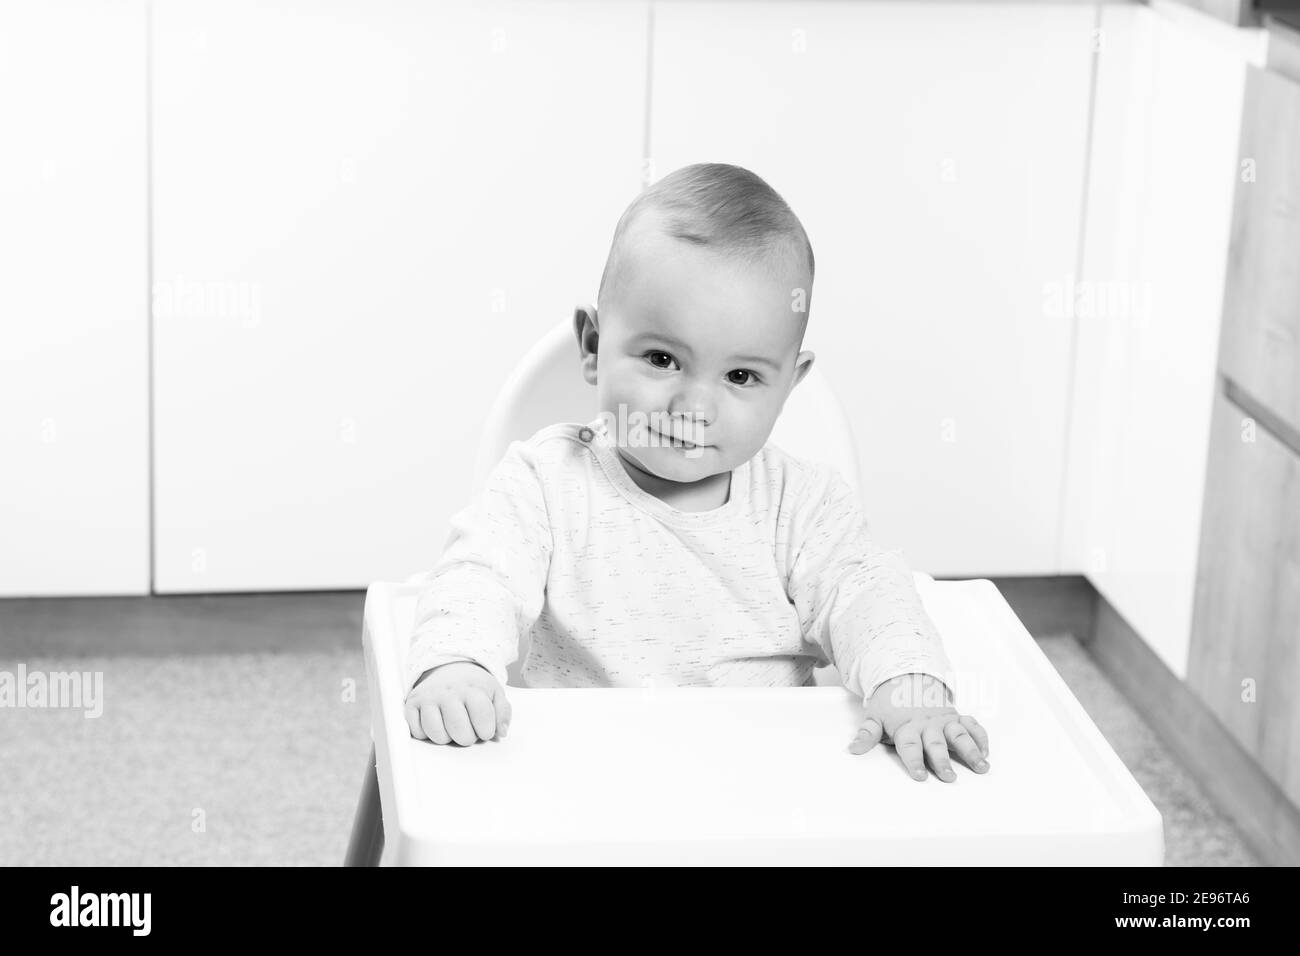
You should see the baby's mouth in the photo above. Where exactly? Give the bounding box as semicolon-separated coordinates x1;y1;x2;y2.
652;429;704;450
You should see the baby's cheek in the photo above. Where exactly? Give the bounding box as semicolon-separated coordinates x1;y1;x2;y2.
731;426;774;464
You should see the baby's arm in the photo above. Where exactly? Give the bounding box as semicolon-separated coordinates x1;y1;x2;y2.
785;466;955;704
404;440;553;745
785;465;989;780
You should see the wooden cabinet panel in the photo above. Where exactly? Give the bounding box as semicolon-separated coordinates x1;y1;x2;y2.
1188;388;1300;807
1219;66;1300;436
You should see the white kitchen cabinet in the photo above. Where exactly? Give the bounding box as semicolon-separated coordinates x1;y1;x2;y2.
151;0;647;591
649;0;1095;576
0;0;149;596
1060;1;1267;678
12;0;1260;609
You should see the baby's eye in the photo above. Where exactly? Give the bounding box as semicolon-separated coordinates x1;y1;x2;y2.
645;351;678;370
727;369;759;386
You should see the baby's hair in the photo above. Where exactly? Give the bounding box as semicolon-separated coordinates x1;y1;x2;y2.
597;163;815;317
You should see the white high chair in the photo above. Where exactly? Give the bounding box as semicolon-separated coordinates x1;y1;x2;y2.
345;319;1164;866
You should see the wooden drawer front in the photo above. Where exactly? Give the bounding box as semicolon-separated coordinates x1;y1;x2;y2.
1189;389;1300;807
1220;66;1300;435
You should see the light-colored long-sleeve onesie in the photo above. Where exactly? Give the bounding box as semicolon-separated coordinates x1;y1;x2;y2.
405;418;957;705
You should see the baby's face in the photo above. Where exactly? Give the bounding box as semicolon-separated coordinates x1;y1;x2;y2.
583;220;813;485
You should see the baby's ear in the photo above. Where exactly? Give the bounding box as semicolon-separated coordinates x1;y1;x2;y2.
791;349;815;389
574;305;599;384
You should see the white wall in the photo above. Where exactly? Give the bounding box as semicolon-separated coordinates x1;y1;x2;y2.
0;0;150;596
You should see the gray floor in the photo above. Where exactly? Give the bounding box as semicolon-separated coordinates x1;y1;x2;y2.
0;630;1261;866
0;650;371;866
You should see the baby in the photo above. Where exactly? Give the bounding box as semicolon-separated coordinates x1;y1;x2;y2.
403;163;990;783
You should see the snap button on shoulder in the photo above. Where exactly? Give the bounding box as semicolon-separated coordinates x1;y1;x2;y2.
578;426;594;443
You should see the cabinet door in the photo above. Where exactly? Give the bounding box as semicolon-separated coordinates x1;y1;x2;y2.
1188;389;1300;809
649;0;1094;575
152;0;646;592
1059;2;1265;678
0;0;149;596
1218;66;1300;437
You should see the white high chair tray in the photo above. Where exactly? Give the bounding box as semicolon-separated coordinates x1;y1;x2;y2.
362;574;1164;866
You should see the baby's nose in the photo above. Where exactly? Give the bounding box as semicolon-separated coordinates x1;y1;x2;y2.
669;385;715;425
667;402;713;430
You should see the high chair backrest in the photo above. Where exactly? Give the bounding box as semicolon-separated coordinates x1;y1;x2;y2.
472;318;862;496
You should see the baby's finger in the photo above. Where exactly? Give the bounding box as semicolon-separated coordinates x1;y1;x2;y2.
492;685;513;737
960;715;990;758
464;689;498;742
945;721;989;772
892;724;928;781
405;703;428;740
848;717;884;755
922;724;956;782
439;700;478;747
418;704;451;745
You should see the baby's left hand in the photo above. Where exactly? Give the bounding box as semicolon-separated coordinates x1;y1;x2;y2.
848;673;990;782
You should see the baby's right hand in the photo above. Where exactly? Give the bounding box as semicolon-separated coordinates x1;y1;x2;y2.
404;661;511;746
